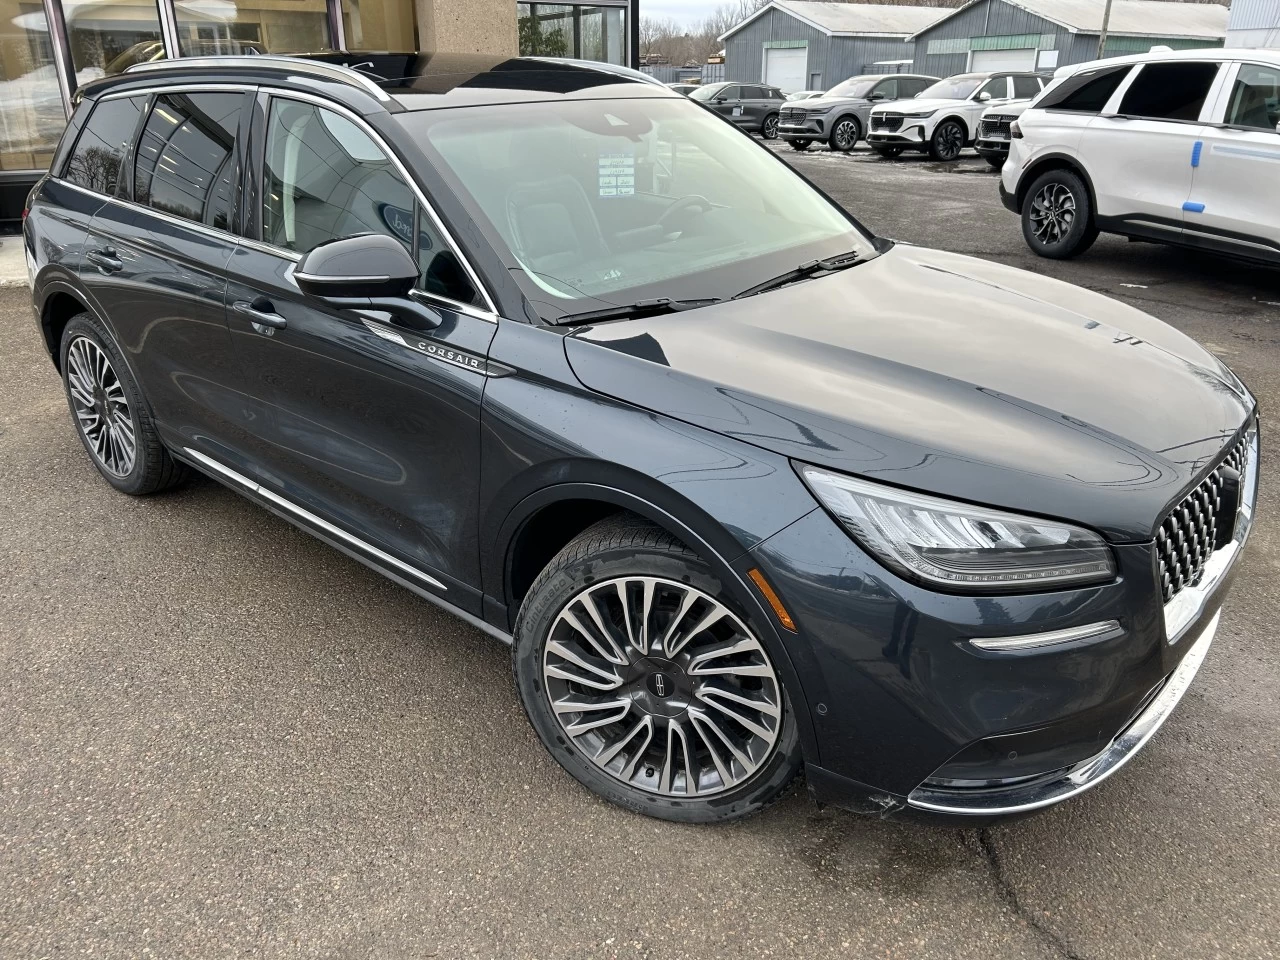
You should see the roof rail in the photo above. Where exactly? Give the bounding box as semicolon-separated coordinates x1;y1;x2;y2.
123;55;392;102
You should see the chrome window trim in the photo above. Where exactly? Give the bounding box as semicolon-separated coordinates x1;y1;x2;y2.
125;55;393;103
99;83;258;101
256;87;499;320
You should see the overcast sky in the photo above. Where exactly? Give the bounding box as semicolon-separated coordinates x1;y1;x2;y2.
641;1;729;26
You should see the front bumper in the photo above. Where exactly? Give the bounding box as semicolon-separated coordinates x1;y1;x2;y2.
975;138;1010;160
750;427;1256;821
866;123;927;147
778;118;824;139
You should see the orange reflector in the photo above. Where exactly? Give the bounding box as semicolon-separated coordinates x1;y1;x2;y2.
747;568;797;632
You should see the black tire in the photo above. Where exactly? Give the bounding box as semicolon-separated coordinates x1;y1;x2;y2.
984;155;1005;169
1020;168;1100;260
788;139;812;151
760;113;779;140
828;116;860;152
513;516;802;824
871;145;904;159
928;119;966;161
59;312;189;496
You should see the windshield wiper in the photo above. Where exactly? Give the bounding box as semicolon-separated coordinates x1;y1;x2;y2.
551;297;723;327
732;252;867;300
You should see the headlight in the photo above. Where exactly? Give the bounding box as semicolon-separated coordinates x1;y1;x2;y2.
799;466;1116;592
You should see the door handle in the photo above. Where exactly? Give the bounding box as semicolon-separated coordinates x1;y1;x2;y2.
86;247;123;272
233;298;288;333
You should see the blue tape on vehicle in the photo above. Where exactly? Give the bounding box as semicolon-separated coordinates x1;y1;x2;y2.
1183;201;1205;213
1191;141;1202;167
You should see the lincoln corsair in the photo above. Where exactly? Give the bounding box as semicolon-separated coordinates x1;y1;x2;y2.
26;54;1258;823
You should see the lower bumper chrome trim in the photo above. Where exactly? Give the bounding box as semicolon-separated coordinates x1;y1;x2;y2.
908;609;1220;816
970;619;1122;652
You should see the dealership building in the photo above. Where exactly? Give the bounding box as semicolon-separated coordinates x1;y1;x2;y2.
0;0;639;220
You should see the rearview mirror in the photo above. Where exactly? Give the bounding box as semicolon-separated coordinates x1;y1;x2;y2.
295;233;441;329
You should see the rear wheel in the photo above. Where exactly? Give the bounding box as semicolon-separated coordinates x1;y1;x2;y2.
59;313;189;495
761;114;779;140
513;517;801;823
929;120;966;161
1021;168;1100;260
828;117;859;152
788;139;812;151
871;145;904;159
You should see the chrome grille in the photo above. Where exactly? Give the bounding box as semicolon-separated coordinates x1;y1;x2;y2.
871;114;903;132
781;108;806;123
979;116;1014;139
1156;432;1251;603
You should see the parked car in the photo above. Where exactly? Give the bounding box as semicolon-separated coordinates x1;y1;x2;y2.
1002;49;1280;264
778;73;937;152
667;82;701;96
868;71;1047;161
27;54;1258;825
786;90;826;101
689;80;788;138
974;99;1036;168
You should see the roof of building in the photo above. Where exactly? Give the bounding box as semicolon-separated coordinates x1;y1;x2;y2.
720;1;952;41
910;0;1229;40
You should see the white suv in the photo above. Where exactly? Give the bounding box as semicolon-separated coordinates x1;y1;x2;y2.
867;72;1046;161
1001;49;1280;264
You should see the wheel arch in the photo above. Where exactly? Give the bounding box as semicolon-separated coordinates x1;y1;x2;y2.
35;276;98;373
1015;152;1098;214
935;114;971;141
492;475;822;764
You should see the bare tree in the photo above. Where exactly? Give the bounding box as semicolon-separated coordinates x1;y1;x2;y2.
641;0;768;66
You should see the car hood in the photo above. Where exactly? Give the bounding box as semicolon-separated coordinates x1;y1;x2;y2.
789;95;865;110
982;99;1033;118
563;246;1253;542
873;97;967;113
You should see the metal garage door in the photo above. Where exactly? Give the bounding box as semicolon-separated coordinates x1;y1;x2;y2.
764;47;807;93
971;48;1037;72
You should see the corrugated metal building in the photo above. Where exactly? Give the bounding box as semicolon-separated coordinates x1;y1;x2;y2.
1226;0;1280;47
909;0;1229;76
720;1;951;92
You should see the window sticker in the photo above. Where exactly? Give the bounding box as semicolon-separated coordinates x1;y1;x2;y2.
598;149;635;197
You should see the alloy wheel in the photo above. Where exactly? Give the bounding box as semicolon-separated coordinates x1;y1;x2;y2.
541;576;782;798
935;122;964;160
834;119;856;150
66;336;137;477
1029;182;1077;245
762;115;779;139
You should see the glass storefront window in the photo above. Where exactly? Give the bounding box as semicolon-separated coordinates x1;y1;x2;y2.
64;0;165;79
0;0;64;172
174;0;332;56
518;3;626;65
341;0;415;51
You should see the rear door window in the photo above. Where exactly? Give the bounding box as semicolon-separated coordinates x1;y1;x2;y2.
63;96;148;196
134;92;245;230
1119;62;1221;121
1013;76;1041;99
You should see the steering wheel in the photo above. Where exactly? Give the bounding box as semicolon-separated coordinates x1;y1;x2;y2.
658;195;715;233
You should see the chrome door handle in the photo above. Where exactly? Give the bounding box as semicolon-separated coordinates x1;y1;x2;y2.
86;248;123;272
233;299;288;332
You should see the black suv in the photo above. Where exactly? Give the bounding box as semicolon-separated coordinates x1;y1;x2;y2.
26;54;1258;824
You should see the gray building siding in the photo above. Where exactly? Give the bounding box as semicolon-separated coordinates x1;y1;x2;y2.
724;8;916;90
911;0;1225;76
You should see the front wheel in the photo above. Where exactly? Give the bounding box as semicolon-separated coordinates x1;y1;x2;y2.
788;139;812;151
828;117;859;152
1021;168;1100;259
760;114;779;140
513;517;801;823
928;120;966;161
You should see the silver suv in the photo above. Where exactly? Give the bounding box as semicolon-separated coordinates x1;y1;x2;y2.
777;74;936;152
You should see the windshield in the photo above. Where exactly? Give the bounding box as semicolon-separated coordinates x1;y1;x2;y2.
402;97;873;316
688;84;728;101
917;77;982;100
825;78;876;99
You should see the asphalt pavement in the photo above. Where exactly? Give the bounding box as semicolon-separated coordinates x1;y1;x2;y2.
2;147;1278;960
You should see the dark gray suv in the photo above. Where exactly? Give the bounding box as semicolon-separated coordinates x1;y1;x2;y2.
25;54;1259;825
689;81;788;138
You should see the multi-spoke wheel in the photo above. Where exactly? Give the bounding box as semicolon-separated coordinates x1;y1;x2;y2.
1020;168;1099;260
828;117;859;152
59;313;189;495
514;518;801;823
760;114;779;140
928;119;965;161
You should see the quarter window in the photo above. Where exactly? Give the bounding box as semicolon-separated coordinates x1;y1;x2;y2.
134;93;244;230
262;98;478;305
1038;65;1131;113
1224;64;1280;131
1118;62;1220;121
63;96;147;195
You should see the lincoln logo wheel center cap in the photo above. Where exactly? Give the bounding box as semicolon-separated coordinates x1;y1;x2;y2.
647;672;674;699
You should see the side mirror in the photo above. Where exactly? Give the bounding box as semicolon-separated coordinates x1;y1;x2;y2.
295;233;440;329
978;91;993;102
867;91;885;101
712;96;726;103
